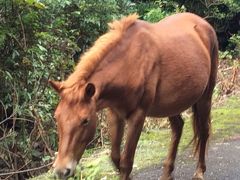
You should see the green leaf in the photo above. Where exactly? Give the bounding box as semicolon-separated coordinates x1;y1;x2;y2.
34;2;46;9
42;155;51;162
25;0;46;9
37;44;47;52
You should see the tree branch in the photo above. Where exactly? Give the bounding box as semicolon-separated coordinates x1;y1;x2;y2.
0;162;53;178
17;12;27;50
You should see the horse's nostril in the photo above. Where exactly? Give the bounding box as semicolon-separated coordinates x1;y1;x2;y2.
63;168;71;177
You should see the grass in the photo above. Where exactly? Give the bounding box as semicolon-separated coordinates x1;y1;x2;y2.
30;95;240;180
211;96;240;140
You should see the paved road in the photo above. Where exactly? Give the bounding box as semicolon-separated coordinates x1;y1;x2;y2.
133;137;240;180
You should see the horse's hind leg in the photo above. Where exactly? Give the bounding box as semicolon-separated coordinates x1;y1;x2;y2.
161;115;184;180
192;96;212;180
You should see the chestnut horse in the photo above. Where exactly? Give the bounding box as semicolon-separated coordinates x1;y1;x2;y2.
50;13;218;180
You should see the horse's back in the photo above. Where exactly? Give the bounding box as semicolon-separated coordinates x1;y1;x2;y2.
155;12;216;51
143;13;218;117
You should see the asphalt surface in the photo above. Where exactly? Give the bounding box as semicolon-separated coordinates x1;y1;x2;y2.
133;137;240;180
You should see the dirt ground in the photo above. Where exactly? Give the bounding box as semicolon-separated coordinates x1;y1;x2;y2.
133;136;240;180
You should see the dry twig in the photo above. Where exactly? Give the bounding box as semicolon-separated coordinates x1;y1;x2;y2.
0;162;53;178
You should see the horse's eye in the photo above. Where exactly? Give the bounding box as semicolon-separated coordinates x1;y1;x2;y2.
82;119;89;126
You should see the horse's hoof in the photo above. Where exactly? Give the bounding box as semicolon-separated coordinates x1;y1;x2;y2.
192;178;204;180
192;172;204;180
159;175;174;180
120;175;132;180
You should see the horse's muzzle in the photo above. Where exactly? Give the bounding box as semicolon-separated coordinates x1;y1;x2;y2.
54;167;73;179
52;156;77;180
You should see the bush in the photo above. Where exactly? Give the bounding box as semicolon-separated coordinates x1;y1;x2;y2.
173;0;240;50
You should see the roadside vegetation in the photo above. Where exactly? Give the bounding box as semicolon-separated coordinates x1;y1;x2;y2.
0;0;239;179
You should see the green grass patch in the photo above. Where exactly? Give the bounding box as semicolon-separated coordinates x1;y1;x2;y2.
212;96;240;140
31;95;240;180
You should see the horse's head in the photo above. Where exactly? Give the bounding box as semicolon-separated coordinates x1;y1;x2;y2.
49;80;97;179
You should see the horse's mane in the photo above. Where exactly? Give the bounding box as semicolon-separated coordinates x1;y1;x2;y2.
63;14;139;88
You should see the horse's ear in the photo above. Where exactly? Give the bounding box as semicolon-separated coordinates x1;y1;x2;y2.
85;83;95;100
49;80;63;93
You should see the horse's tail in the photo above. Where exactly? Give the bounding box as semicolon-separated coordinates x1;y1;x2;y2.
192;33;219;156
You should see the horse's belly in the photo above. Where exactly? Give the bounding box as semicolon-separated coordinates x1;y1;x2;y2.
147;98;195;117
147;73;209;117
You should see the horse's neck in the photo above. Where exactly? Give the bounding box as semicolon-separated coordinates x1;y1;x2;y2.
89;22;159;113
91;59;126;95
89;53;131;113
90;35;132;92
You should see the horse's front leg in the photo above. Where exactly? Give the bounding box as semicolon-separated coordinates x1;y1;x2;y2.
108;109;125;170
120;108;145;180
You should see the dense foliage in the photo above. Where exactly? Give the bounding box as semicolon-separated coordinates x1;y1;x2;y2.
0;0;239;178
